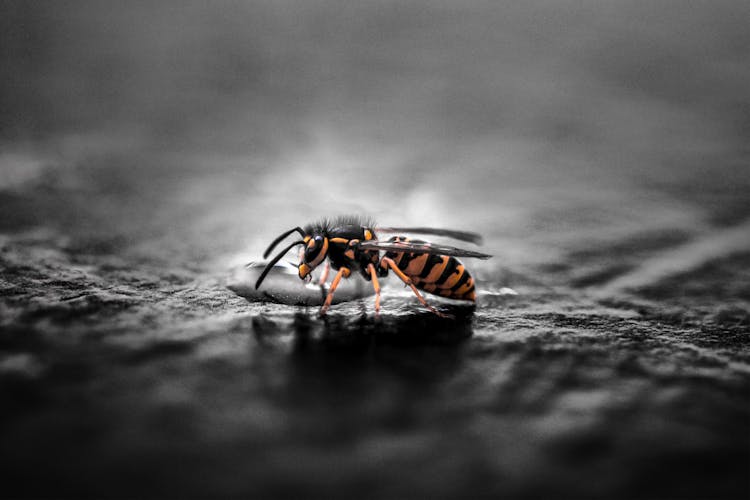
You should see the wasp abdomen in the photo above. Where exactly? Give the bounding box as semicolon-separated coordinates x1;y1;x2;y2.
382;237;476;302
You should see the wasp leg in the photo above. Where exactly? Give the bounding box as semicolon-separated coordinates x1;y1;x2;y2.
318;261;330;285
381;257;450;318
319;267;350;316
367;263;381;314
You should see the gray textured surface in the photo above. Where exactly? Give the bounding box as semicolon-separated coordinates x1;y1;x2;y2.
2;159;749;499
2;2;750;498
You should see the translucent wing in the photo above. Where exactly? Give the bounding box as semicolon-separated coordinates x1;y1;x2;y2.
375;226;483;245
358;240;492;259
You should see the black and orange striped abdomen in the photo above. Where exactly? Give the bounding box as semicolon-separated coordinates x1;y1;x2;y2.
381;237;476;301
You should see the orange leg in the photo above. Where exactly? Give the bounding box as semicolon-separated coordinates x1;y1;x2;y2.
381;257;449;318
367;263;381;314
318;261;330;285
319;267;350;316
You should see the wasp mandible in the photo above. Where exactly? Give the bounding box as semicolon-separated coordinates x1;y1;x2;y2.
255;216;492;317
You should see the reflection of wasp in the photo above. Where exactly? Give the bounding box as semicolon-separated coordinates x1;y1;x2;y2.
255;216;492;317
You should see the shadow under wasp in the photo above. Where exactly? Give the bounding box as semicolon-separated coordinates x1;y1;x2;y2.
255;216;492;317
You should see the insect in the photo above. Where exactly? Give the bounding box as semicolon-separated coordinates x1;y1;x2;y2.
255;216;492;317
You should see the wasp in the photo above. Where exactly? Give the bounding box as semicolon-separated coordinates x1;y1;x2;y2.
255;216;492;317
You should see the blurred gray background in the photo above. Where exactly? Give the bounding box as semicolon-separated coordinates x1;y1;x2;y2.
3;0;749;266
1;1;749;498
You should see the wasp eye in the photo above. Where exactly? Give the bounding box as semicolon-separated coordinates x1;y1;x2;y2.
305;235;325;261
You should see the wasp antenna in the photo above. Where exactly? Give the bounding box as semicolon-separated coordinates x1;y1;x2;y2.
262;227;306;259
255;240;305;289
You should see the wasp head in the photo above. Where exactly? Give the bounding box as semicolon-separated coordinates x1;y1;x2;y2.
298;234;328;281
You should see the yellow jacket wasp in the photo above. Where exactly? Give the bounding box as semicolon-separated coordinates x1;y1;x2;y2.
255;216;492;317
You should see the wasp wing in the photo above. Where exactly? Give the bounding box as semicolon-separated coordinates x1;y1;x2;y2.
374;226;483;245
358;240;492;259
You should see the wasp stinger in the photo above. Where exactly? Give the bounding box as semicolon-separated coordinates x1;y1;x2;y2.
255;216;492;317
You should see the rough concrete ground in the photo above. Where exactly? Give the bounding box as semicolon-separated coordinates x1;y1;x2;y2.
1;158;748;499
2;2;749;498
